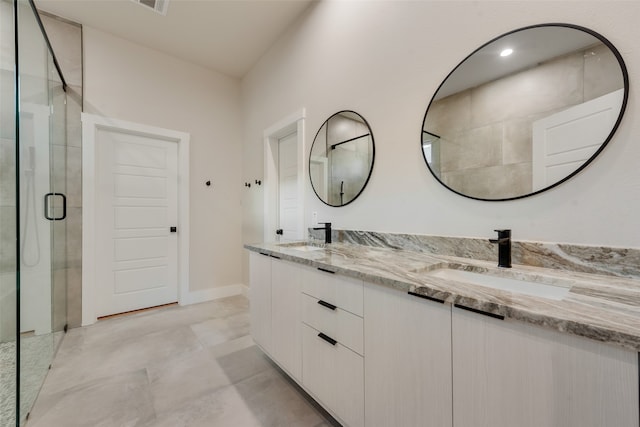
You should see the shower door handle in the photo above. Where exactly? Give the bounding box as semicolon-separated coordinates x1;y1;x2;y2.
44;193;67;221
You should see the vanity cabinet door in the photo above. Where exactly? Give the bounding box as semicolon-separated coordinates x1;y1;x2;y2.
249;252;272;353
271;259;302;382
302;323;364;427
364;283;453;427
452;306;639;427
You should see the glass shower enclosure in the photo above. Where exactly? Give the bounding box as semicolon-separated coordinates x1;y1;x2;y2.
0;0;68;425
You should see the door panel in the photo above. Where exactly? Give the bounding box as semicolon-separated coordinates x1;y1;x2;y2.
278;132;300;241
96;129;178;317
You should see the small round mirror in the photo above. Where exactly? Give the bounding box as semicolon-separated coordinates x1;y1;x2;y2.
310;111;375;206
421;23;628;201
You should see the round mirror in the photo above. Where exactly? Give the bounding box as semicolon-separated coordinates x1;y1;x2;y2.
310;110;375;206
421;23;628;201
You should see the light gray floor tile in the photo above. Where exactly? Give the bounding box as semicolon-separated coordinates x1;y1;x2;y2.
143;383;262;427
147;348;232;415
215;344;273;385
208;333;255;358
28;295;336;427
43;325;202;395
190;311;250;348
28;369;155;427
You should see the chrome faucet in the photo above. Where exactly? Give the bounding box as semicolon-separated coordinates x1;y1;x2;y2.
489;229;511;268
313;222;332;244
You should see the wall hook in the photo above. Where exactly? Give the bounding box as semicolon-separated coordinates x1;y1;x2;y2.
245;182;251;188
205;180;211;187
255;180;262;186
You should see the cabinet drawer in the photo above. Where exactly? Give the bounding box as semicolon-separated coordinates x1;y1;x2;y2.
302;323;364;427
302;293;364;356
302;267;363;316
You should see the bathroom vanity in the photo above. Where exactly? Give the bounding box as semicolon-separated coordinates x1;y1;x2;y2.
245;238;640;427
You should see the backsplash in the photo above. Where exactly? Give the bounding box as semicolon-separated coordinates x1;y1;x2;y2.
308;229;640;279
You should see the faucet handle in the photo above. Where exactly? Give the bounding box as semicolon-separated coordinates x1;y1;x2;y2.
318;222;331;227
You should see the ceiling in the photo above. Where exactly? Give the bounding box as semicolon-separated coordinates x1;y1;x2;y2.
37;0;315;78
435;26;601;99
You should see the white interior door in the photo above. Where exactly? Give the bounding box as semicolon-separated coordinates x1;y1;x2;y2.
532;89;624;189
95;128;178;317
278;131;300;241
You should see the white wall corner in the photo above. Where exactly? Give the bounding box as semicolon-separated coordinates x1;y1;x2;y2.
240;284;249;298
180;284;246;306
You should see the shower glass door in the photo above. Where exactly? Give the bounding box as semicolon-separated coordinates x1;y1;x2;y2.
0;0;18;425
17;0;67;424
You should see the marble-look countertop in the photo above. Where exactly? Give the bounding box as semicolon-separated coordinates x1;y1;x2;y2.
245;241;640;352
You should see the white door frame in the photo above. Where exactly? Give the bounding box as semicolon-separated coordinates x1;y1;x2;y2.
263;109;306;242
81;113;190;326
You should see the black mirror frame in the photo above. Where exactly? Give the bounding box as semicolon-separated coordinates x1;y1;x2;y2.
309;110;376;207
420;23;629;202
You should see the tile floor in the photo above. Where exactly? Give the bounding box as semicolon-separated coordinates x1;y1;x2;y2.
26;295;339;427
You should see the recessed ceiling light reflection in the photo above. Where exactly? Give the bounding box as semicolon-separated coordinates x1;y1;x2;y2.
500;48;514;57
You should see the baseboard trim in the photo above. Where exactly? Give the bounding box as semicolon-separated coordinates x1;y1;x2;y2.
181;283;245;305
240;284;249;298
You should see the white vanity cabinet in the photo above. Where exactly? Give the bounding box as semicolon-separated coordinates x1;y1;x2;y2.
301;268;365;427
364;283;453;427
250;250;640;427
270;258;303;381
452;306;640;427
249;252;272;353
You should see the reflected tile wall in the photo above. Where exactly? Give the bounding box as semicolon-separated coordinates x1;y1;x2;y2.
427;42;620;199
443;162;532;200
440;124;503;173
584;43;624;101
470;52;584;127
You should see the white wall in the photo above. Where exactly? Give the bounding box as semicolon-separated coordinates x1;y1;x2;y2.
84;27;243;294
241;1;640;281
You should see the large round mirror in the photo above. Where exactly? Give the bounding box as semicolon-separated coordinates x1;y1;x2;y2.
310;111;375;206
421;23;628;201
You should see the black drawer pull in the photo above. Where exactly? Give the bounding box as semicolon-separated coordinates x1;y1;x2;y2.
318;332;337;346
408;291;445;304
317;300;337;311
455;304;504;320
259;252;270;257
270;255;281;259
317;267;335;274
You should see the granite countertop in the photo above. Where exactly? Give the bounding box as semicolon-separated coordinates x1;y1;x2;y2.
245;241;640;352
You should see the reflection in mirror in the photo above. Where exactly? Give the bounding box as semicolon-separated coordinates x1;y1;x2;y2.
422;24;628;201
310;111;375;206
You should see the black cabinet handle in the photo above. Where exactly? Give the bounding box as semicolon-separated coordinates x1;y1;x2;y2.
318;332;337;346
408;291;445;304
44;192;66;221
317;267;335;274
270;255;281;259
454;304;504;320
317;300;337;311
259;252;270;257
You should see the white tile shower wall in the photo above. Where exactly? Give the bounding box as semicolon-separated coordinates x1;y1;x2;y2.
241;1;640;285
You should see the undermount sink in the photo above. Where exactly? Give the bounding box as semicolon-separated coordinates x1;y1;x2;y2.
426;267;571;301
277;242;325;252
290;245;325;252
